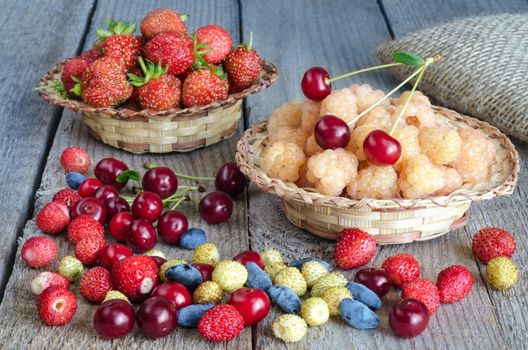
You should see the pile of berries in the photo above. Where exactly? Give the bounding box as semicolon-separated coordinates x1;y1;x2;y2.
56;8;263;110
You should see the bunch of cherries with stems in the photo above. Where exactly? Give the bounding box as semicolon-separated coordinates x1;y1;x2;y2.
301;51;441;166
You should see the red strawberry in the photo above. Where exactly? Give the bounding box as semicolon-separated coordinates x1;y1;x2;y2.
97;19;141;70
75;235;106;265
68;215;105;245
81;43;104;63
53;188;81;211
436;265;473;303
224;32;262;90
334;228;376;269
21;236;58;268
128;57;181;110
61;57;90;98
38;286;77;326
81;57;132;107
471;227;516;264
111;256;159;302
60;146;91;173
143;32;194;76
381;253;420;288
31;271;70;296
80;266;113;303
36;202;70;235
140;8;188;40
195;25;232;64
198;304;245;341
182;68;228;107
401;278;440;314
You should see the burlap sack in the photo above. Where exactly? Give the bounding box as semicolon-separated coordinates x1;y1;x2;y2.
377;14;528;142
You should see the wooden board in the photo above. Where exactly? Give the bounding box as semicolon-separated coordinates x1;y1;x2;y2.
0;0;97;301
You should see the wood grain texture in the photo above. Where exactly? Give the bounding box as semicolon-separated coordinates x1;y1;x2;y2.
0;0;251;349
0;0;96;300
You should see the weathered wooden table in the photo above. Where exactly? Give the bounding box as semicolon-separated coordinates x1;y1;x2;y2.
0;0;526;349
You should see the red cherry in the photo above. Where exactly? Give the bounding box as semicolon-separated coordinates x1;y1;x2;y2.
142;167;178;199
363;130;402;166
131;191;163;222
127;219;157;253
151;282;192;310
105;197;131;222
157;211;188;245
151;255;167;268
227;287;270;326
314;115;351;149
301;67;331;101
389;299;430;338
215;162;247;197
354;268;392;298
99;243;133;270
198;191;233;224
94;185;119;203
233;250;265;269
136;296;177;339
94;158;129;190
93;299;135;339
191;263;213;282
78;178;103;197
72;197;106;224
109;212;133;242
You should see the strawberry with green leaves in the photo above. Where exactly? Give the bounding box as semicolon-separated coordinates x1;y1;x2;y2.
143;32;194;76
97;19;141;70
128;57;181;110
225;32;262;90
60;57;90;98
195;25;232;64
182;66;228;107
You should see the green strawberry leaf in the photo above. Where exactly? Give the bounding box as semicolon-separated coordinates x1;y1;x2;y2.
392;51;424;66
115;169;140;183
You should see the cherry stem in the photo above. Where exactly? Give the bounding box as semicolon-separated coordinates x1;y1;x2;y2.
143;162;215;182
325;62;403;84
169;196;186;210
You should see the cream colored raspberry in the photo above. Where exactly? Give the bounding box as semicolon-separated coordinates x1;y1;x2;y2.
301;99;321;132
436;166;463;195
356;105;394;129
261;248;283;266
393;125;421;167
305;134;323;156
267;101;302;134
396;90;431;107
273;267;308;296
393;101;436;129
268;126;309;148
398;154;446;198
301;297;329;326
306;149;358;196
449;128;496;183
349;84;388;113
272;314;307;343
301;261;329;287
419;127;462;165
295;163;315;188
212;260;248;292
321;285;353;316
347;165;398;199
265;262;287;280
347;124;380;160
262;142;306;183
320;88;358;126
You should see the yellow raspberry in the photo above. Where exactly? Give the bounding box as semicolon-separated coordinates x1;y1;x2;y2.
305;134;323;156
262;142;306;183
349;84;388;113
393;101;436;129
301;99;321;132
320;88;358;126
393;125;421;167
159;259;187;282
486;257;519;290
261;249;283;267
348;124;386;161
436;166;463;195
274;267;307;296
144;249;166;259
269;127;309;149
301;261;329;287
347;164;398;199
396;90;431;107
103;290;130;304
295;163;314;188
321;286;353;316
356;105;393;129
306;148;358;196
301;297;330;326
398;154;446;199
272;314;308;343
192;243;220;266
419;127;462;165
311;272;348;297
267;101;303;134
193;281;224;304
212;260;248;292
265;262;287;280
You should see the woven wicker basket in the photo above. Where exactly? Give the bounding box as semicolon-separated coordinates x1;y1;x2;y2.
38;61;278;154
236;106;519;244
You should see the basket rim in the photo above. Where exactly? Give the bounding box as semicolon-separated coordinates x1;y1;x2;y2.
235;105;520;210
37;60;279;119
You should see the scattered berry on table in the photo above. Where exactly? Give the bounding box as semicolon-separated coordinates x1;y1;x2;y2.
165;264;203;291
340;298;379;330
99;243;133;270
145;249;166;259
53;188;81;210
301;297;330;327
136;296;178;339
198;304;245;342
66;172;86;190
227;287;270;326
334;228;377;270
178;304;215;328
142;166;178;199
21;236;58;268
80;266;113;303
157;211;188;245
273;267;307;297
311;272;348;297
38;286;77;326
195;25;233;64
105;197;132;220
486;257;519;290
143;32;194;76
159;259;187;283
193;281;224;304
140;8;187;40
71;197;107;224
198;191;234;225
180;228;207;250
224;33;262;90
290;257;331;271
35;202;70;235
58;256;84;282
265;262;287;280
103;290;129;303
381;253;421;288
246;261;272;291
267;285;301;313
60;146;91;173
192;243;220;266
212;260;248;292
93;184;119;204
214;162;247;198
68;215;104;245
108;212;133;242
151;282;192;310
75;235;106;265
191;263;214;282
389;299;429;338
436;265;474;303
301;260;329;287
93;299;135;339
111;256;158;302
77;178;103;197
345;281;381;310
131;191;163;222
127;219;157;253
94;157;129;190
354;268;392;298
471;227;516;264
30;271;69;296
321;285;353;316
233;250;264;269
272;314;308;343
261;248;283;267
401;278;440;314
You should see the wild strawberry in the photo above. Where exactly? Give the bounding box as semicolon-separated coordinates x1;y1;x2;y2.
81;43;104;63
52;188;81;211
35;202;70;235
68;215;104;245
61;57;90;98
60;146;91;173
198;304;245;341
81;57;132;107
21;236;58;268
182;68;228;107
31;271;70;295
111;256;159;302
334;228;376;269
195;25;232;64
471;227;516;264
143;32;194;76
97;19;141;70
80;266;113;303
381;253;420;288
140;8;188;40
224;32;262;90
38;286;77;326
128;57;181;110
401;278;440;314
436;265;473;303
58;256;84;282
75;236;106;265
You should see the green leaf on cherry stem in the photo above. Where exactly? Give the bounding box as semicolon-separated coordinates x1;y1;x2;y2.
116;169;140;183
392;51;424;66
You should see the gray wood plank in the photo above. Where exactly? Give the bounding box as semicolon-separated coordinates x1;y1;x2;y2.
0;0;96;301
0;0;251;349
